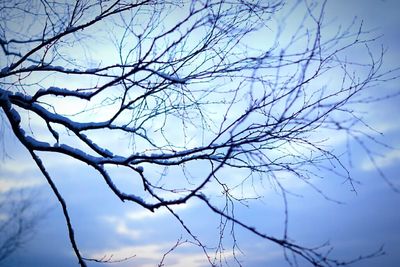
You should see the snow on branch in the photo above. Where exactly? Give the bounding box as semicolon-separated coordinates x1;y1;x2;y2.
145;68;188;84
1;0;398;266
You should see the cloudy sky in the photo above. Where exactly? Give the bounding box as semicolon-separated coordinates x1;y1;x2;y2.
1;0;399;267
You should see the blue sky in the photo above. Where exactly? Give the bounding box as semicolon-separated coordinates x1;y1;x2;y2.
1;0;400;267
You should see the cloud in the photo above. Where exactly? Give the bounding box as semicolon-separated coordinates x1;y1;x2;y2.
125;202;193;221
0;157;45;193
87;242;230;267
0;213;8;221
115;221;142;240
0;177;43;193
100;204;193;241
102;216;143;240
361;150;400;171
126;209;162;221
0;160;38;175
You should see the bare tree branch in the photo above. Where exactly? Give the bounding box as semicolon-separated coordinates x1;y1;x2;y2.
0;0;398;266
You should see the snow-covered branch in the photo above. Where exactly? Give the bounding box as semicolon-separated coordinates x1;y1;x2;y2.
1;0;398;266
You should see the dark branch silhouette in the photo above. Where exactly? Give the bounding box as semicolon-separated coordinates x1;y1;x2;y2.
0;0;398;266
0;189;44;263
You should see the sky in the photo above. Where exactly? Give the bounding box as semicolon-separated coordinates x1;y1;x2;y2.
1;0;400;267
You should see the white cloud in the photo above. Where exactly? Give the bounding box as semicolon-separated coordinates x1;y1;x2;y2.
87;244;162;265
115;222;142;240
0;160;37;175
87;242;231;267
102;216;143;240
125;202;193;221
0;177;43;193
0;213;8;221
100;204;193;240
0;152;81;176
361;150;400;171
126;209;161;221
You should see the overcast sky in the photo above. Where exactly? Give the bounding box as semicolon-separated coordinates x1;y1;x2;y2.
1;0;400;267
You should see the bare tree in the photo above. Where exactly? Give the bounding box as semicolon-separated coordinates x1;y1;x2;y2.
0;0;397;266
0;189;43;263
